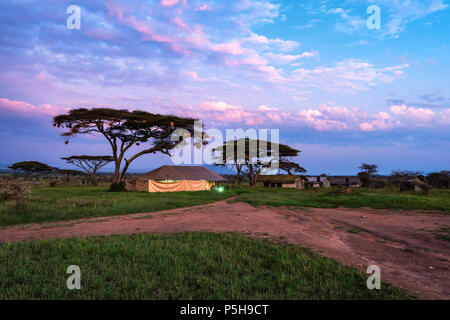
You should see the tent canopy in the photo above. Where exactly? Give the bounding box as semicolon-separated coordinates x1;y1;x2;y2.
136;165;226;182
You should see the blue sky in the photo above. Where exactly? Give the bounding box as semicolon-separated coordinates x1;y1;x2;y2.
0;0;449;174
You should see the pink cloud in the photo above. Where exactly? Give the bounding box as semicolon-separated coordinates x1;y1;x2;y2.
297;108;349;131
186;71;199;80
211;41;244;55
195;4;211;11
257;105;278;111
440;109;450;124
244;33;300;51
266;51;318;64
390;104;435;122
360;112;392;131
199;101;241;112
173;17;192;32
291;59;409;93
0;98;69;117
106;7;190;55
174;100;449;133
161;0;186;7
106;4;246;58
106;1;126;20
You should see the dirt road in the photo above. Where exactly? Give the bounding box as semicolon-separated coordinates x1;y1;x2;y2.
0;200;449;299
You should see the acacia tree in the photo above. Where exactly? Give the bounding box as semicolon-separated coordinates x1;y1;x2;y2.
215;161;245;185
8;161;56;176
214;138;255;185
54;108;197;184
357;163;380;187
215;138;301;187
62;155;114;177
358;163;378;176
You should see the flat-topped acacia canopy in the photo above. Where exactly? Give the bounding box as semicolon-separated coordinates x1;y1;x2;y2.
54;108;198;184
61;155;114;176
8;161;56;174
213;138;302;187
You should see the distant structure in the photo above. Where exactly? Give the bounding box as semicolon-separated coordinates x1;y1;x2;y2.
258;175;361;189
305;176;331;188
399;177;426;192
330;177;361;188
257;175;306;189
126;165;226;192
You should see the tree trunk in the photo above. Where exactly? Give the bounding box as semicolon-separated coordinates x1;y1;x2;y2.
118;160;131;183
247;164;257;187
112;159;121;184
236;165;242;185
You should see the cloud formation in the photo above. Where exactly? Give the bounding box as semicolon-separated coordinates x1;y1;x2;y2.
0;98;69;117
175;99;450;132
309;0;448;37
0;0;448;171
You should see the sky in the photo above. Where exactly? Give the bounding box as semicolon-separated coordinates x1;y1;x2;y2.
0;0;449;175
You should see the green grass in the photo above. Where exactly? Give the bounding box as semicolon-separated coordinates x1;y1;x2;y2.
1;185;448;227
347;227;364;234
432;226;450;242
233;187;450;213
0;232;410;299
0;186;234;227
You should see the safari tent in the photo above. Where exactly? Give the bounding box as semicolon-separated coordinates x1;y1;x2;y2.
126;165;226;192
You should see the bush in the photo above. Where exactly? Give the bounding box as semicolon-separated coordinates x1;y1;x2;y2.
49;180;58;187
0;181;31;209
369;178;388;189
108;182;126;192
357;172;370;187
1;182;30;201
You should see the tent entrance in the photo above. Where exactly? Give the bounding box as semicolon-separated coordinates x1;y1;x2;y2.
126;179;211;192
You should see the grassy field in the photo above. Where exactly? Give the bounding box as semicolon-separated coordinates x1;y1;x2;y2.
0;232;410;299
0;185;449;227
233;187;450;213
0;186;234;227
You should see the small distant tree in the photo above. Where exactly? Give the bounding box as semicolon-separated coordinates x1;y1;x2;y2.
391;170;421;180
357;163;378;187
61;155;114;178
8;161;56;176
214;138;301;187
358;163;378;176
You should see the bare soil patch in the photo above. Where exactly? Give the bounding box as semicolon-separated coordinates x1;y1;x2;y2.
0;200;448;299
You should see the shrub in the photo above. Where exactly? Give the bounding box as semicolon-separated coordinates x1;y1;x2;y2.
357;172;370;187
49;180;58;187
369;178;388;189
108;182;126;192
0;181;31;209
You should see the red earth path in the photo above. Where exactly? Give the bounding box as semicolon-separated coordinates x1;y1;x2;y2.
0;200;448;299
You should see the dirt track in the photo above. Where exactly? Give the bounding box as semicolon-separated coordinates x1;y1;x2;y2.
0;200;449;299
